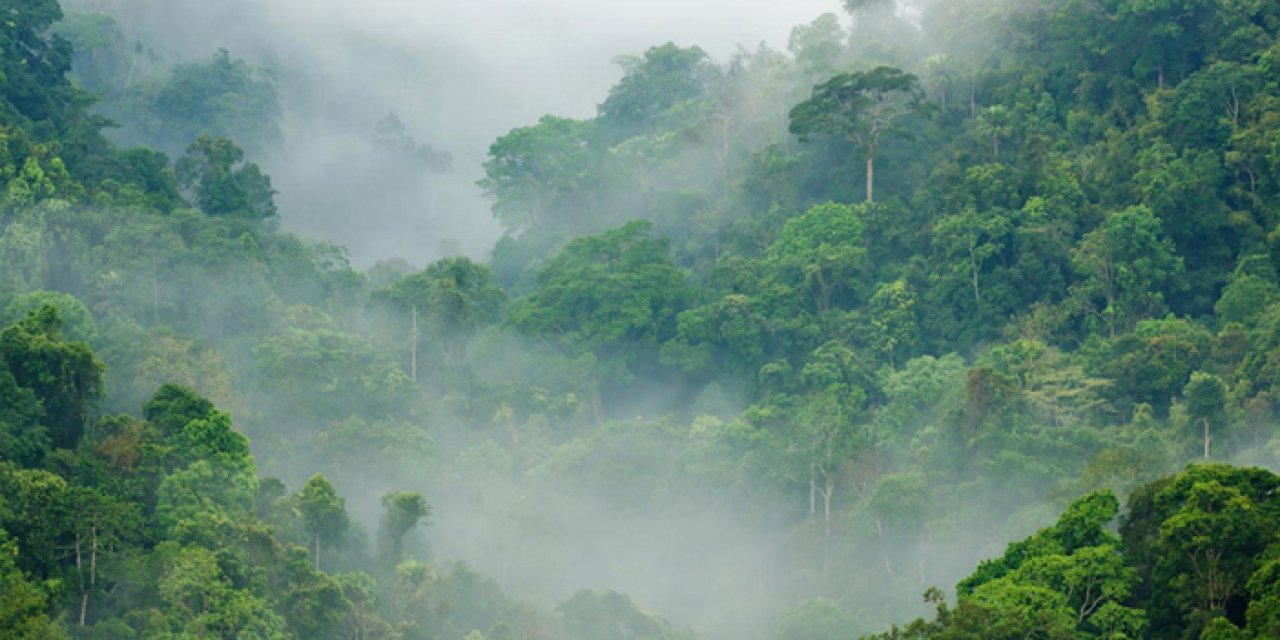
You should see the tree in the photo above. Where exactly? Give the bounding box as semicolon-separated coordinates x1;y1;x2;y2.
794;340;874;540
156;544;288;638
379;491;430;565
296;474;349;572
374;257;507;377
1070;206;1184;336
788;14;847;84
478;116;602;233
0;0;92;142
558;590;692;640
772;598;858;640
373;112;452;173
1092;317;1211;412
175;135;277;219
1121;465;1280;638
147;49;282;156
949;492;1143;637
0;305;103;450
765;202;869;314
866;280;919;367
1183;372;1227;460
508;220;694;418
932;205;1012;317
0;530;68;639
597;43;716;143
0;369;46;466
61;487;140;627
251;308;413;423
789;66;922;201
1110;0;1219;89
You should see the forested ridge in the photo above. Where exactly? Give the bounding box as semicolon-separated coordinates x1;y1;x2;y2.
3;0;1280;638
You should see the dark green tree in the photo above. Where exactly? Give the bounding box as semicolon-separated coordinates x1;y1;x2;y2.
0;305;103;450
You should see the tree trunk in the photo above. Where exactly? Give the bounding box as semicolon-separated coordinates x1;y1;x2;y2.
1203;418;1212;460
75;536;85;626
822;475;835;538
866;156;875;203
970;251;982;311
83;519;97;627
876;518;893;576
314;534;321;572
813;268;832;314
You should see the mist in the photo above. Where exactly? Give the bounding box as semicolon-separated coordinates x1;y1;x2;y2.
71;0;840;266
14;0;1276;637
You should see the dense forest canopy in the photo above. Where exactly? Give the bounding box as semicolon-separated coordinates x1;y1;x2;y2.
2;0;1280;638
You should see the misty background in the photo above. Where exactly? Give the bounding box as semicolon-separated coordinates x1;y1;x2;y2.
56;1;930;636
69;0;839;265
9;0;1278;636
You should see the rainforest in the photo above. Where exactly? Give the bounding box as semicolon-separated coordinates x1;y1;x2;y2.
2;0;1280;638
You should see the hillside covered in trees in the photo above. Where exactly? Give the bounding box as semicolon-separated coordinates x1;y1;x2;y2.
3;0;1280;638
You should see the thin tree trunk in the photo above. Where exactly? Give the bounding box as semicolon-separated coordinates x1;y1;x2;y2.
314;534;321;572
76;536;85;626
1203;418;1212;460
970;251;982;311
809;472;816;517
866;156;875;203
84;519;97;626
822;476;835;537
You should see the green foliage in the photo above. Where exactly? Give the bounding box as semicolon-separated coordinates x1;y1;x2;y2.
598;43;716;143
0;304;103;450
175;135;277;219
7;0;1280;637
789;66;922;200
148;49;281;156
1070;206;1184;337
509;220;694;387
379;491;430;565
558;590;693;640
296;474;349;571
0;529;68;639
1120;465;1280;638
478;116;602;233
772;598;859;640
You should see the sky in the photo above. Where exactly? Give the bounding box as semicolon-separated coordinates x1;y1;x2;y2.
105;0;845;264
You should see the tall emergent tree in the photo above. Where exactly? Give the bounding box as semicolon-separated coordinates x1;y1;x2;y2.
789;66;922;202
